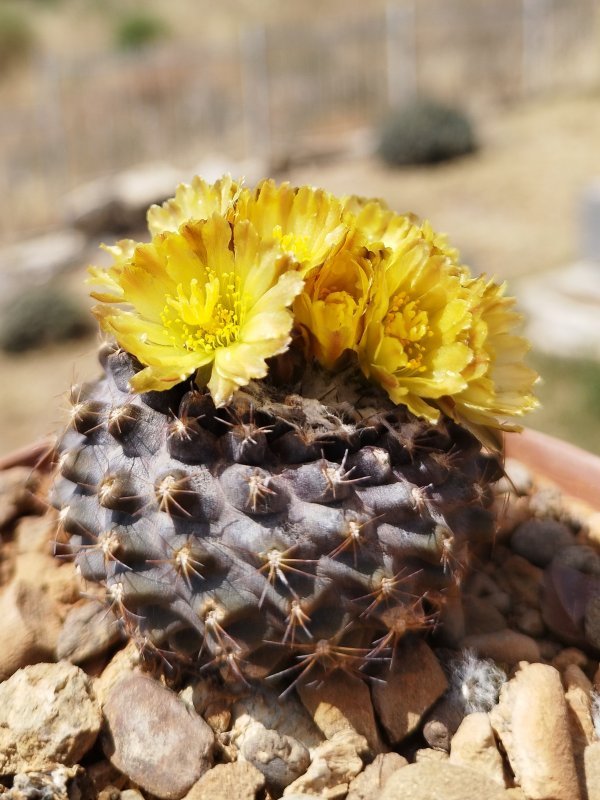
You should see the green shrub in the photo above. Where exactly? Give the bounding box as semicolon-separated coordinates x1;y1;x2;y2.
377;98;477;166
0;8;35;71
115;12;169;51
0;286;92;353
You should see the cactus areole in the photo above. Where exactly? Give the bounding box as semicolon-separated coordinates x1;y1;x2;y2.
51;177;538;688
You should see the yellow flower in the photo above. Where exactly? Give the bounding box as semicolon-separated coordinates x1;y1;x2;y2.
342;194;460;262
294;247;374;369
90;214;303;406
358;231;538;428
344;195;538;429
436;277;539;430
147;174;241;236
89;176;241;306
88;239;136;304
358;237;473;422
87;175;537;427
235;179;350;275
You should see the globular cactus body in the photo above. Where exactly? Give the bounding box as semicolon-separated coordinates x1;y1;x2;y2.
50;174;537;686
52;344;501;685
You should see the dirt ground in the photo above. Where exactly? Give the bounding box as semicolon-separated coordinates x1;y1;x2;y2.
285;94;600;280
1;93;600;457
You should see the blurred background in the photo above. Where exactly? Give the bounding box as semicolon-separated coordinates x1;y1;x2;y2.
1;0;600;456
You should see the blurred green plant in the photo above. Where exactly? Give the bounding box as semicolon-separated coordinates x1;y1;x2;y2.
0;8;35;71
527;351;600;455
0;286;92;353
114;12;169;51
377;98;477;166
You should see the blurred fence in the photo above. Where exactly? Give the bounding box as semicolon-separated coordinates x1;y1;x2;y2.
0;0;598;242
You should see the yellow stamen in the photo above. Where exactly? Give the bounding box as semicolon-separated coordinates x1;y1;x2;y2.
160;271;243;353
383;292;432;372
273;225;312;263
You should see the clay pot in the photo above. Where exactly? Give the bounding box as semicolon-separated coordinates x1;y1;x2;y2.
506;428;600;511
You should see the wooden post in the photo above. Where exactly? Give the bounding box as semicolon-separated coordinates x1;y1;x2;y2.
522;0;549;95
39;55;67;173
240;24;271;163
385;1;417;109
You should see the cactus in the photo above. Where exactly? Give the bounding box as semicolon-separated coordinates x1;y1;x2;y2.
51;176;538;687
377;98;476;166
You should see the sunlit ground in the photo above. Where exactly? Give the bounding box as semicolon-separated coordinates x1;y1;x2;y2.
1;92;600;456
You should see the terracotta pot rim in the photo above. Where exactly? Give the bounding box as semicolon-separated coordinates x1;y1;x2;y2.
505;427;600;511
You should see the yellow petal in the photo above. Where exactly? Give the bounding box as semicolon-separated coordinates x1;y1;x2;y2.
147;174;240;235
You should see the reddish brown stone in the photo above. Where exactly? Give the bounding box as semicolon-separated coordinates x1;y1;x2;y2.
102;674;214;800
371;639;448;744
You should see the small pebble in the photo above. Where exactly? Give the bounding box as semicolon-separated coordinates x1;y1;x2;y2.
231;688;322;753
499;458;534;496
555;545;600;576
183;762;265;800
57;600;122;664
297;669;384;754
14;515;55;555
529;487;565;518
121;791;145;800
414;748;449;763
563;663;595;747
422;697;464;752
490;663;580;800
98;787;121;800
0;662;101;773
461;629;541;666
449;712;506;787
14;550;80;605
584;512;600;551
463;596;507;636
553;648;589;672
538;639;564;661
0;579;61;681
239;722;310;791
93;641;140;707
495;554;544;608
514;606;545;638
283;730;365;798
346;753;408;800
542;560;592;646
379;762;508;800
0;467;44;529
487;591;513;615
7;767;80;800
465;572;501;597
283;796;324;800
584;741;600;800
585;594;600;650
510;518;574;567
86;760;126;794
371;639;448;744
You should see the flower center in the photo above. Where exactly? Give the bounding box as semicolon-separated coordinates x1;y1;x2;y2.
384;291;432;372
160;271;242;353
273;225;312;263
